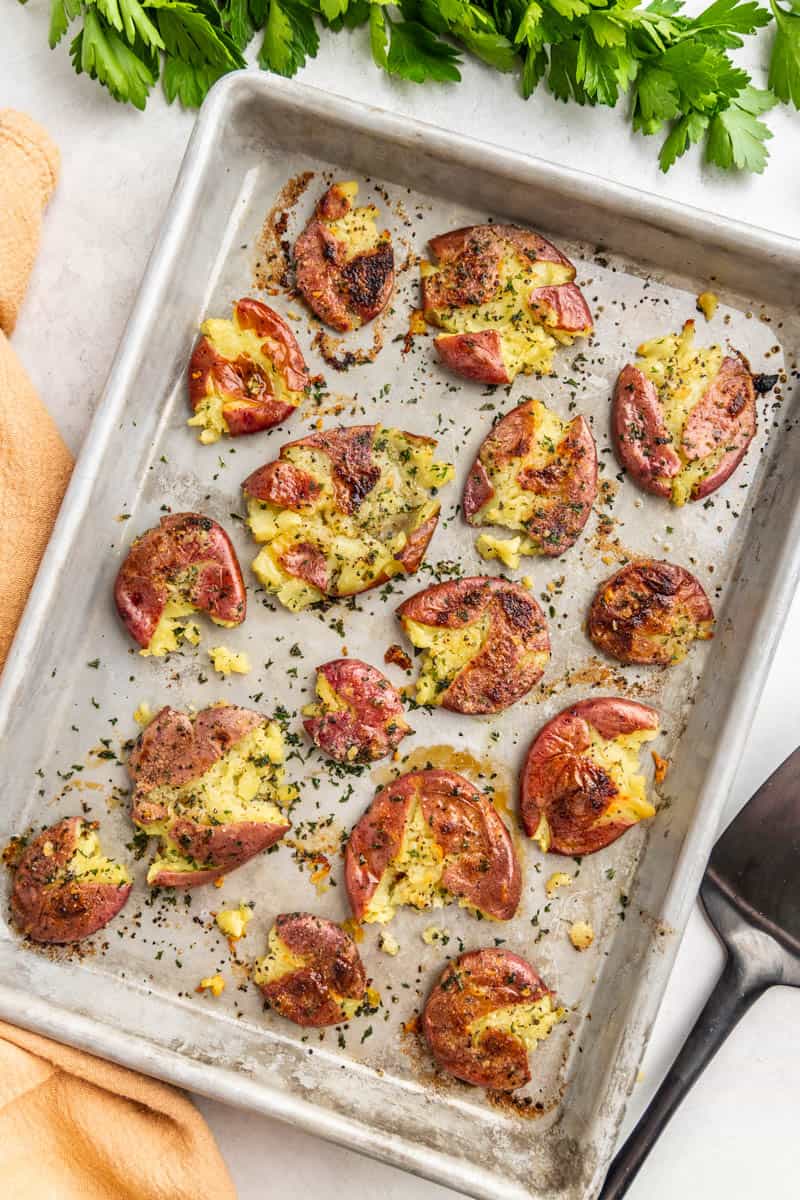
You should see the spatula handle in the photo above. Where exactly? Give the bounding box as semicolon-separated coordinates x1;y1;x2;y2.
598;946;766;1199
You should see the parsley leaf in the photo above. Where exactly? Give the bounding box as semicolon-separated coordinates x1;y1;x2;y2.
658;108;710;170
259;0;320;74
706;85;776;171
386;18;462;81
71;11;157;108
769;0;800;106
369;1;389;66
162;54;228;103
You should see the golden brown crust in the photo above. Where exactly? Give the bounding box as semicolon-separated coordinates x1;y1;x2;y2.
114;513;246;650
520;698;660;855
345;768;521;922
11;817;131;944
398;576;550;714
294;184;394;332
258;913;367;1027
587;560;714;666
422;948;551;1090
462;399;598;555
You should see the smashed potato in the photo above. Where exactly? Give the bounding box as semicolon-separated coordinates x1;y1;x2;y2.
114;513;246;656
421;224;592;385
345;768;521;924
127;704;292;887
303;658;410;763
613;320;762;505
11;817;131;944
464;398;597;557
243;425;453;610
294;182;394;331
398;576;550;714
188;298;308;443
588;559;714;666
254;912;369;1027
521;697;660;855
422;948;563;1090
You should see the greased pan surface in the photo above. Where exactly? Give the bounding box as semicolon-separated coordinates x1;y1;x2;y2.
0;73;798;1200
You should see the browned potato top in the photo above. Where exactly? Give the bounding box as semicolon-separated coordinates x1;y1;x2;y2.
344;768;521;924
255;912;369;1028
421;223;593;385
11;817;131;944
398;576;550;714
587;560;714;666
422;948;562;1091
294;182;394;331
463;398;598;558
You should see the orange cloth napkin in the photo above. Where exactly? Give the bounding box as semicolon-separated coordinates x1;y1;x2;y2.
0;111;237;1200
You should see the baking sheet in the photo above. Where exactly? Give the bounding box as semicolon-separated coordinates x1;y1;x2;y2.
0;73;799;1200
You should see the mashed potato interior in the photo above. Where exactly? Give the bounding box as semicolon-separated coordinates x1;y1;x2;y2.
68;826;131;887
325;182;388;262
636;322;725;505
302;670;348;718
363;801;447;924
246;428;453;611
141;597;201;658
469;994;563;1051
424;253;576;378
402;614;490;706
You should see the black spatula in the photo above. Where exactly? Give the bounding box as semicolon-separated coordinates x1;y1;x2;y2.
600;748;800;1199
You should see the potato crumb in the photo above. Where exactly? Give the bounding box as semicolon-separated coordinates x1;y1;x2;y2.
475;533;522;570
215;904;252;941
379;931;400;956
208;646;251;676
422;925;449;946
652;751;669;784
545;871;572;898
213;876;225;889
133;702;154;726
696;291;719;321
569;921;594;951
197;974;226;997
521;575;534;589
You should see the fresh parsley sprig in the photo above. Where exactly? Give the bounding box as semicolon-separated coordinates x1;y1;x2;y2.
22;0;799;173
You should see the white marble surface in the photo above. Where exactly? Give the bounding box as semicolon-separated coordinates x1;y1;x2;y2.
6;4;800;1197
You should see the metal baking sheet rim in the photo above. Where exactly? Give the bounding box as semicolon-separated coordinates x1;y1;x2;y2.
0;71;799;1200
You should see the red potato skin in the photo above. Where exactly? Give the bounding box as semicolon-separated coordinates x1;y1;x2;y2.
243;426;442;597
422;949;552;1091
587;560;714;666
114;513;246;650
423;225;593;385
435;331;511;386
294;184;394;332
520;698;660;856
345;768;521;923
258;912;367;1027
188;298;309;437
128;705;290;887
304;658;411;763
11;817;131;944
462;400;597;556
613;354;757;502
397;576;550;715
